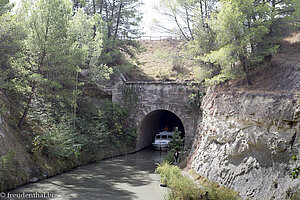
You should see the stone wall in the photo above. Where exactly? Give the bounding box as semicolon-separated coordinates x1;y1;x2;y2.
190;87;300;199
112;75;203;150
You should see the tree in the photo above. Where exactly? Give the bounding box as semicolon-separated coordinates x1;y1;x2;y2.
83;0;143;67
155;0;218;41
0;1;26;91
0;0;13;15
169;127;184;151
192;0;300;85
68;9;112;87
157;0;299;84
197;0;270;85
13;0;78;127
153;0;219;81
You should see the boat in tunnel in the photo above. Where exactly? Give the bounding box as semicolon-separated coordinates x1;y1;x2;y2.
152;130;174;150
137;109;185;150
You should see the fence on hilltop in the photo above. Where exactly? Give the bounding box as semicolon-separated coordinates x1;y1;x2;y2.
119;35;180;41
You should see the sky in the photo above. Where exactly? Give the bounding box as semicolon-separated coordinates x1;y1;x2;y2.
140;0;176;38
10;0;176;37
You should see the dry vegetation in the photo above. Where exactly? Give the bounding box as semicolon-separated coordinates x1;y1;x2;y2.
126;32;300;89
226;32;300;93
129;39;196;81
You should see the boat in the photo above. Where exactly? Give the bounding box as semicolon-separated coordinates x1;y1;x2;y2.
152;131;174;150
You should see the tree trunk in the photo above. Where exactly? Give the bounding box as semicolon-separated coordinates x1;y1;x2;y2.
93;0;96;38
185;4;194;40
18;19;49;128
243;57;252;85
114;0;123;39
174;15;189;41
18;84;36;128
99;0;103;14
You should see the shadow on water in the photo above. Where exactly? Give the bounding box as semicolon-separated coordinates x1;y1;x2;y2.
9;149;168;200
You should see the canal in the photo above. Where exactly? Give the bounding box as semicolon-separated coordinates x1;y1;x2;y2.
8;149;168;200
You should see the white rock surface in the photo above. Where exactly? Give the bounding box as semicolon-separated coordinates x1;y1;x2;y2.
0;115;5;138
190;87;300;199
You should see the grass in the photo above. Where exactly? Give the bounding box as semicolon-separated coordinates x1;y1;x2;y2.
155;162;240;200
130;40;196;81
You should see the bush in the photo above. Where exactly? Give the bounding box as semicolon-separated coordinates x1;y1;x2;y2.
291;189;300;200
169;127;184;151
30;100;137;161
155;162;240;200
32;117;83;159
205;182;239;200
155;162;204;200
0;150;22;191
164;150;175;164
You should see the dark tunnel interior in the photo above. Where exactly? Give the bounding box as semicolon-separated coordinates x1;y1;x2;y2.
137;110;185;149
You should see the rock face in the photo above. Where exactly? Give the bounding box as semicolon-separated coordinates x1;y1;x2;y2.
190;87;300;199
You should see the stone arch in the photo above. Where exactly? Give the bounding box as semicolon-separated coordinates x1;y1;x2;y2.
136;106;187;150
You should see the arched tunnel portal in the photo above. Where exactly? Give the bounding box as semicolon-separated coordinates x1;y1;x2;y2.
137;110;185;150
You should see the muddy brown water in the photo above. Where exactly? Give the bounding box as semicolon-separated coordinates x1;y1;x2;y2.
7;149;169;200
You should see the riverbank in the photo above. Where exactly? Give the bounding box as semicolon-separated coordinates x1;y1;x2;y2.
0;91;137;192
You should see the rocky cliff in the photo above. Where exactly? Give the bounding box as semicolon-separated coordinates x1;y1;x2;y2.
189;33;300;199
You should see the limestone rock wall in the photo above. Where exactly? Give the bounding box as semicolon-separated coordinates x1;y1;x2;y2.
190;87;300;199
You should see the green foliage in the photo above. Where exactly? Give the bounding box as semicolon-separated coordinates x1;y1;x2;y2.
98;100;138;147
83;0;143;68
0;150;14;168
165;151;176;164
164;128;184;164
29;99;137;160
169;127;184;151
290;190;300;200
204;68;243;85
5;0;80;127
292;0;300;28
185;90;205;111
198;0;277;84
0;0;13;15
180;0;300;84
155;162;183;186
0;104;7;115
291;155;300;179
2;0;112;127
155;163;240;200
121;85;138;120
0;13;26;90
0;150;22;192
204;182;240;200
68;9;113;88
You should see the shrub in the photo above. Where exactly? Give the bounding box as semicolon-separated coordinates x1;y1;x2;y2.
169;127;184;151
164;150;175;164
0;150;22;191
155;162;204;200
155;162;240;200
30;100;137;161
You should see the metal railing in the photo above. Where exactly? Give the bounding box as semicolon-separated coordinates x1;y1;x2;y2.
118;35;180;41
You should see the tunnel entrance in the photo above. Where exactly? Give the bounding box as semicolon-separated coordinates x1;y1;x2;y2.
137;110;185;150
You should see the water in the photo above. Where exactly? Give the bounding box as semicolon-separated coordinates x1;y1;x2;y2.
6;149;168;200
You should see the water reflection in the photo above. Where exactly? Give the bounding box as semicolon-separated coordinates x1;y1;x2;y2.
9;149;168;200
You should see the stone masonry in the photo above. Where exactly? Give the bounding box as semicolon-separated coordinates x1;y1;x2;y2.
112;75;203;150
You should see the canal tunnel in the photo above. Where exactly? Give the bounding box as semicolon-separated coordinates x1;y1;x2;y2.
137;110;185;150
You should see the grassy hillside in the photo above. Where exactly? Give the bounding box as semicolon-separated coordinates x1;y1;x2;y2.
125;32;300;86
126;39;196;81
